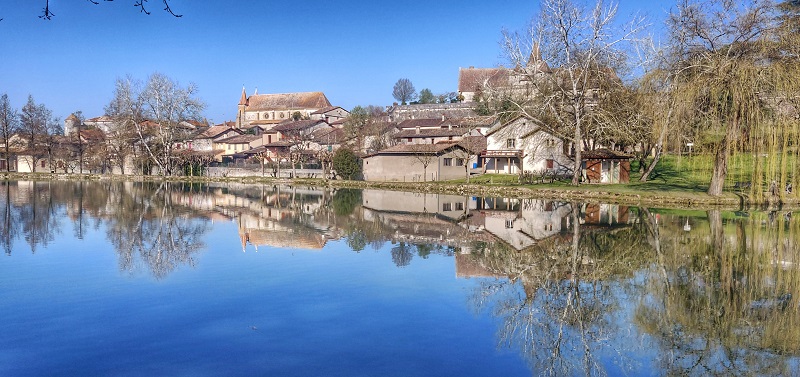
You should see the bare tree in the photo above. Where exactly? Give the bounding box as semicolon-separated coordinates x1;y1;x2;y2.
0;94;19;172
410;146;438;182
106;73;205;176
18;95;58;172
500;0;647;185
36;0;182;20
392;78;417;105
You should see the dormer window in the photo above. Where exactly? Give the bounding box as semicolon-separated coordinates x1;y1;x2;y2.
507;139;516;149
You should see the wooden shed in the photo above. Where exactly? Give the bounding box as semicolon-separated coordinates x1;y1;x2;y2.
580;149;632;184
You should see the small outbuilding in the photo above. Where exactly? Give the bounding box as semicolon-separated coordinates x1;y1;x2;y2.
580;149;632;184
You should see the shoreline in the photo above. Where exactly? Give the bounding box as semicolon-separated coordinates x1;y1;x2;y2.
1;172;793;210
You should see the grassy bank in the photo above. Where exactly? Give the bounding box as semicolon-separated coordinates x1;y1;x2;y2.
2;154;795;210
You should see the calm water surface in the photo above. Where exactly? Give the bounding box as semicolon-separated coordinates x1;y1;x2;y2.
1;181;799;376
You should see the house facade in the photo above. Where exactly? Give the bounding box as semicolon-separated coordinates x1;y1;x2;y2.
362;143;472;182
481;116;572;175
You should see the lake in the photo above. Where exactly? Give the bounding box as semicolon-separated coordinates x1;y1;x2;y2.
1;180;799;376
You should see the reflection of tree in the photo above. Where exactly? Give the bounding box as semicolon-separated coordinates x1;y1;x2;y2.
390;242;414;267
0;182;19;254
18;182;61;253
467;204;655;375
634;209;800;375
332;188;361;217
104;182;209;279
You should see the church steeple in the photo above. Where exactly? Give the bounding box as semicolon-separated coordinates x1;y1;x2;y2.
528;42;542;66
239;86;247;106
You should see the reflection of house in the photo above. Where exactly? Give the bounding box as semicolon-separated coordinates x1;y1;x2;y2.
582;203;631;225
362;190;473;221
468;198;573;251
581;149;632;184
455;253;505;279
362;143;472;182
482;116;572;175
361;190;484;248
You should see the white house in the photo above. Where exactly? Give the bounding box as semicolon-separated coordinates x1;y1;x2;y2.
481;116;572;175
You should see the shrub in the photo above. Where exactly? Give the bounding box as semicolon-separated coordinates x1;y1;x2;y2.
332;147;362;180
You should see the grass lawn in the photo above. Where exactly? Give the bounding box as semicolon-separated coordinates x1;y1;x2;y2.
445;154;747;202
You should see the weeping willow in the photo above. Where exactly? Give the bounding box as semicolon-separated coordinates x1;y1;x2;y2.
671;43;800;200
660;0;800;201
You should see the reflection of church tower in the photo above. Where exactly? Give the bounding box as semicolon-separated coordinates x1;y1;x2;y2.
64;113;80;136
236;86;247;129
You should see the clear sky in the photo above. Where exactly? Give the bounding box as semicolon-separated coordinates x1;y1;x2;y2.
0;0;674;125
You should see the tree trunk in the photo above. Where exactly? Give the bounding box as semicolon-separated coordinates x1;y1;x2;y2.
640;145;663;182
571;123;582;186
708;144;729;196
708;115;738;196
640;106;672;182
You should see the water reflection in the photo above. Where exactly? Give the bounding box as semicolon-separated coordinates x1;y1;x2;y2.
1;181;800;374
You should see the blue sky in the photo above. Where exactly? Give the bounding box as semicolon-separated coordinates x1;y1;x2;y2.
0;0;673;125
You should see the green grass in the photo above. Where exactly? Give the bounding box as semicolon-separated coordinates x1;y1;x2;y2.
446;155;739;201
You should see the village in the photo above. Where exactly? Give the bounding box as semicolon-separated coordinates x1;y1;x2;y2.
0;48;632;187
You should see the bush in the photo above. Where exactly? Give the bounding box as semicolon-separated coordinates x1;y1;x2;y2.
332;148;362;180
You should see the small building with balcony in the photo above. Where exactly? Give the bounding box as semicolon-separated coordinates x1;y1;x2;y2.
481;116;572;175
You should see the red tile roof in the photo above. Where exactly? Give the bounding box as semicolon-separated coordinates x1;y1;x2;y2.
215;134;260;144
311;106;344;114
273;119;328;132
198;124;241;139
393;128;470;139
368;142;462;156
395;118;445;129
244;92;331;111
458;68;510;93
580;148;632;160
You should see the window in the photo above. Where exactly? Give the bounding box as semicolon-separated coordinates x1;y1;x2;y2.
443;158;453;166
442;203;452;211
546;159;554;169
545;139;556;147
505;219;514;228
507;139;516;148
455;158;464;166
455;202;464;211
407;137;412;142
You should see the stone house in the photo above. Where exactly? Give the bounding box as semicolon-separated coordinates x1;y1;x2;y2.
310;106;350;122
213;134;261;162
362;142;472;182
185;122;242;153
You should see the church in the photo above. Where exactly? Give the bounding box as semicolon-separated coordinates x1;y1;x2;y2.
235;87;335;130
